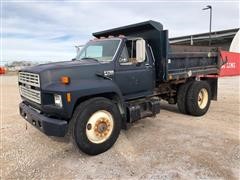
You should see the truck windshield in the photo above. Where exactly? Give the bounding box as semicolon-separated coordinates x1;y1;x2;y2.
76;39;120;62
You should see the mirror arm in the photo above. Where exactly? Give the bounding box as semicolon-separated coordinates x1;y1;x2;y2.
148;44;155;65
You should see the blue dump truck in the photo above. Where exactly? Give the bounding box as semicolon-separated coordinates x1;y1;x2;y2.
18;21;223;155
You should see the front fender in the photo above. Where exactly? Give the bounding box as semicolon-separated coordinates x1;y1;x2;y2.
42;79;124;119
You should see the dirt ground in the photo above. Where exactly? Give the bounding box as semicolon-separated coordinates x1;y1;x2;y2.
1;75;240;179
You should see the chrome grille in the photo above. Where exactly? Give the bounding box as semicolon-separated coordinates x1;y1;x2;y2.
19;85;41;104
19;71;41;104
19;72;40;87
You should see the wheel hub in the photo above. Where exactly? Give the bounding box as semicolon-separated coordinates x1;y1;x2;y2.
85;110;114;144
198;88;208;109
94;118;111;137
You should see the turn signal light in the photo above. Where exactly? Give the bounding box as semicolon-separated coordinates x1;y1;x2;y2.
60;76;70;84
66;93;71;103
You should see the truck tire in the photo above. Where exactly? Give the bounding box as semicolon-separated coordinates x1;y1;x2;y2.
186;81;211;116
71;97;121;155
177;81;193;114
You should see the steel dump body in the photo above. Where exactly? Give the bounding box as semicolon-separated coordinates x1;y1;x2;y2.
167;45;220;80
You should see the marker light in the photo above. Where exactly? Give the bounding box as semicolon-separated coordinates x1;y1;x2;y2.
66;93;71;103
60;76;70;85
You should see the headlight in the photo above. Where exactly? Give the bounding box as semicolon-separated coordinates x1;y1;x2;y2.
54;94;62;107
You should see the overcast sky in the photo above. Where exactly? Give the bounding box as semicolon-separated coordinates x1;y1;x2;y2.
1;0;239;64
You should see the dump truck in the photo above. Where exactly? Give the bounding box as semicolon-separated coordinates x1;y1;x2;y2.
18;21;222;155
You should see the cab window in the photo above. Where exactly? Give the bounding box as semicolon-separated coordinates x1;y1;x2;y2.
76;40;120;62
119;40;146;65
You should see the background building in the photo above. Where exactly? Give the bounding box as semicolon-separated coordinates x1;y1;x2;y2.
169;28;239;52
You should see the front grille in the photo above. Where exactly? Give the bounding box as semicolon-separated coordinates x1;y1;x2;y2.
19;85;41;104
19;72;41;104
19;72;40;87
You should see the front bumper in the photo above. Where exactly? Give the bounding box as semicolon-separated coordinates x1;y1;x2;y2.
19;102;68;137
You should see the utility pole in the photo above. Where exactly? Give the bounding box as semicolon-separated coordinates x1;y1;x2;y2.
202;5;212;46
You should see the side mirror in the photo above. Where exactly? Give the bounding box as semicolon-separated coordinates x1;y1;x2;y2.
75;45;85;54
75;46;81;54
136;39;146;63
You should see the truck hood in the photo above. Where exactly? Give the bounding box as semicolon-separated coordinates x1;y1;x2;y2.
21;60;101;73
20;60;114;88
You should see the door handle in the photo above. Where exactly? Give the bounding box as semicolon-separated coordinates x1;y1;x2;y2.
145;64;152;68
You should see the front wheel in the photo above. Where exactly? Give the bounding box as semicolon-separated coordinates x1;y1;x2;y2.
186;81;211;116
71;97;121;155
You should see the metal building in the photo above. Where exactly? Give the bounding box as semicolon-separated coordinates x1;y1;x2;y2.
169;28;239;52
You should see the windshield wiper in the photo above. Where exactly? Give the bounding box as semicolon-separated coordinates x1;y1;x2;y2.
80;57;99;62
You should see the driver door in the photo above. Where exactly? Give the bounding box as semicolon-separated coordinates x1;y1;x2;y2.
114;40;153;99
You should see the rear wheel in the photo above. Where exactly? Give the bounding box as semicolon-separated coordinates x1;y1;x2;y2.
177;81;193;114
71;97;121;155
186;81;211;116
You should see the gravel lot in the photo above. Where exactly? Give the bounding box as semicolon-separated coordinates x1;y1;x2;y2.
1;75;240;179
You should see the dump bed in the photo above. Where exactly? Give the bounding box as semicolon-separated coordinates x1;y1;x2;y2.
166;45;221;81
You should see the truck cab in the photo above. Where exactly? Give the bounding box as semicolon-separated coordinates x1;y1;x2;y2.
18;21;221;155
75;37;154;98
